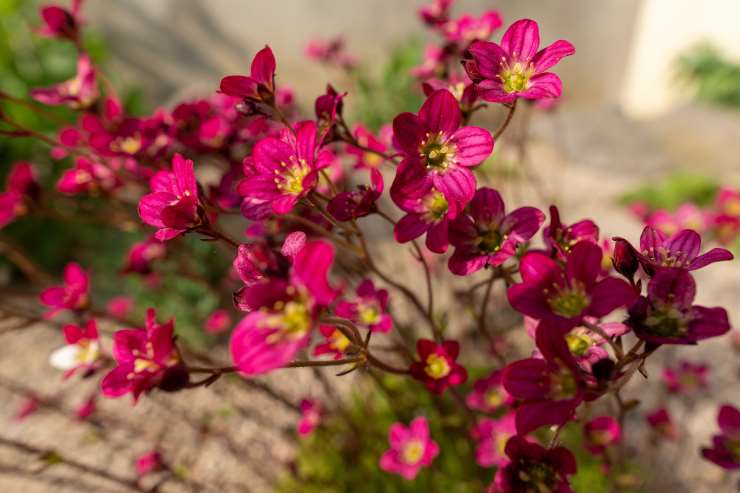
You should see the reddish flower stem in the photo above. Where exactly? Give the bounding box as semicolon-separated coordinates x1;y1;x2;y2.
492;99;518;141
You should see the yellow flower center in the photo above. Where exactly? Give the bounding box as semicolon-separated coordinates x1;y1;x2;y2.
358;305;380;325
546;282;590;318
485;388;504;408
565;331;593;356
275;157;311;195
424;353;451;380
423;190;449;222
420;132;455;171
499;60;534;94
402;440;425;465
330;329;351;352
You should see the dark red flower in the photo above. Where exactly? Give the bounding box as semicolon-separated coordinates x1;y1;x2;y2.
492;436;577;493
409;339;467;394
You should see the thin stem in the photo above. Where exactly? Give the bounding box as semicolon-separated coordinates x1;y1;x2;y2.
492;99;518;141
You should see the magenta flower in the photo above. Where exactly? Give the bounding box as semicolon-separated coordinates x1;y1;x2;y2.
232;242;282;288
543;205;599;258
492;436;577;493
297;399;322;437
230;240;337;376
31;54;98;109
75;394;96;420
442;11;502;44
503;327;583;435
239;121;332;215
346;124;387;169
392;89;493;203
122;236;166;275
138;153;201;241
508;241;637;332
409;339;467;394
49;319;100;378
646;407;677;440
204;309;232;334
56;156;120;195
583;416;620;455
448;188;544;275
418;0;452;27
39;262;89;319
0;162;39;229
391;160;463;253
411;44;445;80
702;405;740;470
219;46;276;104
38;1;83;42
466;369;513;413
335;279;392;333
466;19;575;103
135;451;164;477
662;360;709;393
380;416;439;480
313;324;352;360
471;413;517;468
613;226;733;276
327;168;384;221
101;309;183;402
107;296;134;320
627;268;730;345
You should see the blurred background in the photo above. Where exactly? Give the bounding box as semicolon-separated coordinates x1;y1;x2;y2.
1;1;739;492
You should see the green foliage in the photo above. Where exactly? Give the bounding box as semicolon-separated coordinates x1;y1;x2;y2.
350;40;425;132
278;374;636;492
619;172;718;211
675;43;740;110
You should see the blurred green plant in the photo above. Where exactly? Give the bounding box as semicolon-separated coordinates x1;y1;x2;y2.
278;373;640;493
676;43;740;110
619;172;718;211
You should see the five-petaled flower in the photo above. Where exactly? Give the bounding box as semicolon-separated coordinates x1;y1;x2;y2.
31;54;98;109
491;436;577;493
627;267;730;345
466;369;513;413
471;413;517;468
101;309;183;402
448;187;544;275
37;1;83;42
138;153;201;241
701;404;740;470
392;89;493;203
583;416;620;455
410;339;467;394
335;279;392;333
379;416;439;480
220;46;276;105
40;262;90;319
466;19;575;103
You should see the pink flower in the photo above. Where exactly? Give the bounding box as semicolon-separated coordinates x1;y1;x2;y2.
345;124;387;169
613;226;733;276
507;241;637;332
138;153;201;241
627;268;730;345
220;46;276;105
327;168;384;221
492;436;576;493
471;413;517;468
122;236;166;275
297;399;322;437
466;19;575;103
107;296;134;319
335;279;392;333
543;205;599;259
230;240;337;376
75;394;96;420
204;309;232;334
411;44;445;80
646;407;677;440
313;324;352;360
305;37;357;69
448;188;544;275
418;0;452;27
56;156;120;195
503;327;583;435
409;339;467;394
466;369;513;413
101;309;184;402
39;262;90;319
49;319;100;378
442;11;502;44
662;360;709;394
583;416;620;455
0;162;39;229
392;89;493;203
31;54;98;109
232;242;282;287
391;161;463;254
135;451;164;476
702;404;740;470
238;121;333;215
14;395;40;421
380;416;439;480
37;1;83;42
